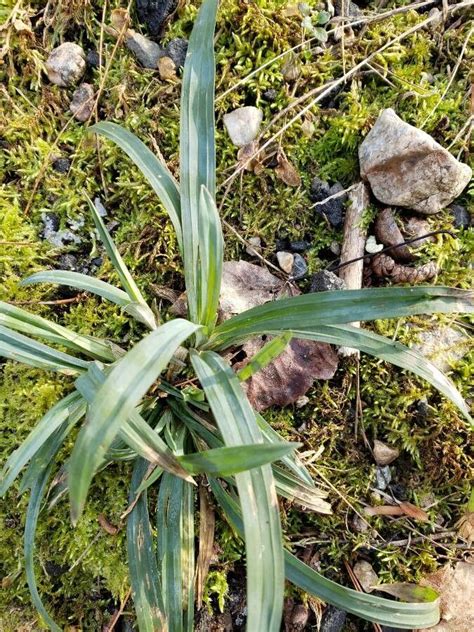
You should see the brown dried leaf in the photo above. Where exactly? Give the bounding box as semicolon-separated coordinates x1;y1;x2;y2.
219;260;296;318
234;336;338;412
196;486;215;609
275;151;301;187
353;560;379;593
418;563;474;631
98;513;120;535
237;140;264;174
110;8;131;34
364;505;405;517
455;512;474;545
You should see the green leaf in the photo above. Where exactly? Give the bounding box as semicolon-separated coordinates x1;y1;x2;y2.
76;363;194;480
0;325;89;374
156;473;195;632
1;392;85;496
190;350;284;631
209;287;474;349
312;26;328;41
180;0;218;322
209;479;440;630
22;270;130;306
237;332;292;381
68;319;199;524
90;121;182;250
178;442;300;476
84;194;156;329
198;185;224;330
0;299;118;362
264;324;472;423
127;459;167;632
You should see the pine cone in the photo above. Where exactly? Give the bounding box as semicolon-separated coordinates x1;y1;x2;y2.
371;254;439;283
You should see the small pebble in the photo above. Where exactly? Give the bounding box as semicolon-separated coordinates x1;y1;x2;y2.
373;439;399;466
292;253;308;279
263;89;278;102
46;42;86;87
295;395;309;409
223;106;263;147
321;606;347;632
94;197;108;217
70;83;95;122
310;178;347;228
310;270;346;293
41;212;60;235
57;254;79;271
289;240;311;253
329;241;341;256
276;251;294;274
52;157;70;174
164;38;188;68
86;49;102;68
352;514;369;533
245;236;261;257
126;31;162;68
365;235;384;254
375;465;392;491
450;204;471;229
275;237;290;251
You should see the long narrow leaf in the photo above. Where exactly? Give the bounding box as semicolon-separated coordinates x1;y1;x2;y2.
68;319;199;523
91;121;182;250
0;325;89;374
127;459;167;632
190;350;284;631
1;392;85;496
237;332;292;381
0;300;118;361
84;194;156;329
208;287;473;349
257;325;472;422
180;0;218;322
209;479;440;630
198;186;224;330
178;442;300;476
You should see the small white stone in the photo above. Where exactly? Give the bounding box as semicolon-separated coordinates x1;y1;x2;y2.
276;251;294;274
295;395;309;409
223;106;263;147
245;236;261;257
46;43;86;87
365;235;383;254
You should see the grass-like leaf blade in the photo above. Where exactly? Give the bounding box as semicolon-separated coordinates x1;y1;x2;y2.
91;121;182;250
178;442;300;476
190;350;284;631
68;319;199;523
237;332;292;381
127;459;167;632
180;0;218;323
198;186;223;330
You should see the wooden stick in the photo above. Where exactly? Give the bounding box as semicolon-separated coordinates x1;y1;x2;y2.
338;182;370;357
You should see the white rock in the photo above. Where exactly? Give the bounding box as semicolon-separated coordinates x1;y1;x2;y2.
223;106;263;147
276;251;294;274
365;235;383;254
46;43;86;87
245;236;261;257
414;327;469;372
359;109;472;214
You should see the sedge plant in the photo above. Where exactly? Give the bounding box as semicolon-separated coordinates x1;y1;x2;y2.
1;1;473;629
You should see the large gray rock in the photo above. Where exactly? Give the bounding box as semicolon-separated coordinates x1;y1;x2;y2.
223;106;263;147
359;109;472;214
46;43;86;87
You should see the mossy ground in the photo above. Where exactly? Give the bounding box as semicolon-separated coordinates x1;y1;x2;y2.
1;0;473;629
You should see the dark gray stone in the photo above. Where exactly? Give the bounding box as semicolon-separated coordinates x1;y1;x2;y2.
86;49;102;68
52;157;71;173
310;270;346;293
321;606;347;632
310;176;331;202
165;38;188;68
310;178;346;228
450;204;471;229
292;254;308;279
136;0;178;38
57;254;79;271
335;0;362;17
375;465;391;491
289;240;311;253
41;212;60;234
263;88;278;102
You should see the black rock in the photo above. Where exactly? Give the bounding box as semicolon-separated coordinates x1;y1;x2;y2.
334;0;362;17
388;482;408;501
41;212;60;234
44;561;68;578
52;157;71;174
321;606;347;632
292;253;308;279
90;256;103;269
136;0;178;38
86;49;102;68
289;240;311;253
415;397;430;420
450;204;471;229
275;237;290;252
165;38;188;68
310;176;331;202
263;88;278;102
310;270;346;293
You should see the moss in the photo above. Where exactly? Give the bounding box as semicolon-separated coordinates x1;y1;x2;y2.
1;0;473;627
